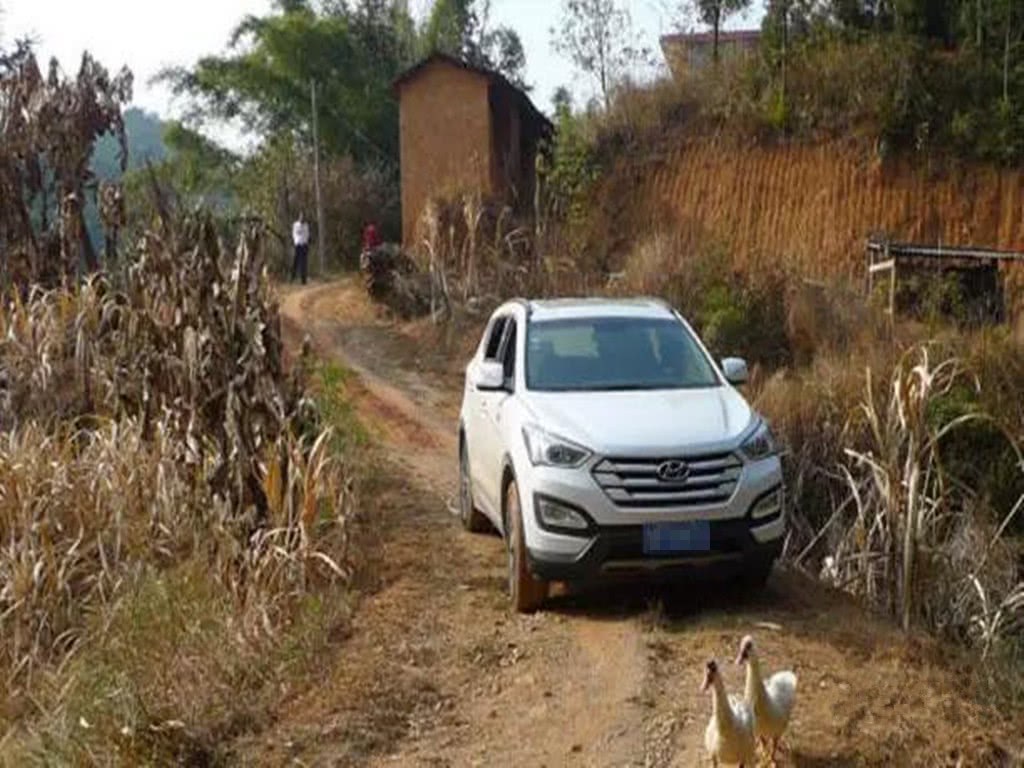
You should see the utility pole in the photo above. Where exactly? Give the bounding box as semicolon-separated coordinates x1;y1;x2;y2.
781;1;788;119
311;78;326;276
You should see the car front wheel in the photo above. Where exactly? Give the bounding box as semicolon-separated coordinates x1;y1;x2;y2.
459;443;488;533
506;479;548;613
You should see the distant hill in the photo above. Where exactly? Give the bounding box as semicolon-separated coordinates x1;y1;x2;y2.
92;107;169;179
87;107;168;248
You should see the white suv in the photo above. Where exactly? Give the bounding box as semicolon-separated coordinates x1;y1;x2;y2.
458;298;785;612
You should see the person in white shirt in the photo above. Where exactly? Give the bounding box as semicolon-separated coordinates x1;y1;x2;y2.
291;212;311;284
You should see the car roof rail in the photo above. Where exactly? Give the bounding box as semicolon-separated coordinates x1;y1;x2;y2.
638;295;675;312
507;297;532;317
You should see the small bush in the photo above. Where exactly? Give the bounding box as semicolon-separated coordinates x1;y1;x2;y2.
619;233;791;367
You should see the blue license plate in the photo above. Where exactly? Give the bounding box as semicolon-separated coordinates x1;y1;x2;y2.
642;521;711;554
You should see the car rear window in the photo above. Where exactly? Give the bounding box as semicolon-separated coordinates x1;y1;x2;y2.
526;316;719;392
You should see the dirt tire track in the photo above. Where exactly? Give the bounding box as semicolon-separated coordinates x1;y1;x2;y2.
276;281;652;767
265;279;1024;768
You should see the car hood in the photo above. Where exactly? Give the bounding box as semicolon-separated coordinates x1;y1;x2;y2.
522;387;754;457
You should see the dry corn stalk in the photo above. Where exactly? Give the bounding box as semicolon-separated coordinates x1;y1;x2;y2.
0;43;132;285
0;213;353;685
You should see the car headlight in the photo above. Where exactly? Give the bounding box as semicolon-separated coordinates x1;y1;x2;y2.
535;496;592;533
741;420;778;461
521;424;591;468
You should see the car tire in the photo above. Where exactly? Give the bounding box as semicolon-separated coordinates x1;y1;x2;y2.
506;479;547;613
459;443;489;533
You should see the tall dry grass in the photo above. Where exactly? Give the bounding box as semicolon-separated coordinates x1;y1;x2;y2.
755;334;1023;669
820;349;1019;634
0;214;356;761
412;189;655;321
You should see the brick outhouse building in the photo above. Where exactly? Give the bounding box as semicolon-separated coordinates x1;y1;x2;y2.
393;53;553;246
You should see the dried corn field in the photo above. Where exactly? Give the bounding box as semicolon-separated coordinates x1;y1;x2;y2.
0;44;132;285
0;215;356;760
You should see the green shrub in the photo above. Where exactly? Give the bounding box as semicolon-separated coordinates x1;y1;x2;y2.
541;106;601;257
929;382;1024;524
698;278;790;367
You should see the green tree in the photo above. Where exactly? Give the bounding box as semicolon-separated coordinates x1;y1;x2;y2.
120;121;240;244
422;0;474;54
552;0;650;111
162;122;239;201
161;0;417;163
422;0;528;87
551;85;574;114
544;107;598;250
827;0;963;42
692;0;753;62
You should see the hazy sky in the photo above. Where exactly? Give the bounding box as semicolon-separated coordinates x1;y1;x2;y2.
4;0;763;147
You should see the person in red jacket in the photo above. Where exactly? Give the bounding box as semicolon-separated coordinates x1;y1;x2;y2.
362;222;381;251
360;222;382;272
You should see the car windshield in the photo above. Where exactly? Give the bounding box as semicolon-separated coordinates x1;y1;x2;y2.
526;316;720;392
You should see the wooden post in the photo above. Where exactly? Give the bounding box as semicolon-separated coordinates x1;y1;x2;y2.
887;242;896;316
866;242;873;298
781;1;788;118
311;79;326;277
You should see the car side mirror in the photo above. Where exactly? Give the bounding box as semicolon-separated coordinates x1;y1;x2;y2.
721;357;749;386
473;360;507;391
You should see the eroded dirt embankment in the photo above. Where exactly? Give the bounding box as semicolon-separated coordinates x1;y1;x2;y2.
601;138;1024;285
241;278;1023;767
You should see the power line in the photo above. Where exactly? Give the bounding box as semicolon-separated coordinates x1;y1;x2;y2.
315;93;399;169
311;78;326;276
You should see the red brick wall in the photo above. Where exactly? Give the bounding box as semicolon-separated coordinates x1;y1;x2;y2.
398;62;494;246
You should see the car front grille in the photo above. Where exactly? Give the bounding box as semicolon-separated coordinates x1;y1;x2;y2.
592;452;743;509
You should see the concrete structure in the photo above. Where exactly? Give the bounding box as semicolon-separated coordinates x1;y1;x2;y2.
660;30;761;80
393;53;553;246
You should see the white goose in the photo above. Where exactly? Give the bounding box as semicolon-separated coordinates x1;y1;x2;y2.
701;659;757;767
736;635;798;764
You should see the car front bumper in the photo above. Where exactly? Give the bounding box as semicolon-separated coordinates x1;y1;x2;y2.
518;455;786;582
526;518;783;582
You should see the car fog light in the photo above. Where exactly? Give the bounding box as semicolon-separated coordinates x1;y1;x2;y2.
751;488;783;521
535;496;590;532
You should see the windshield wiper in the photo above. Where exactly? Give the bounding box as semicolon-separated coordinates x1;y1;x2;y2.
588;384;661;391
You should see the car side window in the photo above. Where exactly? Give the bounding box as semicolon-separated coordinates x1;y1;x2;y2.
483;316;508;361
500;320;517;385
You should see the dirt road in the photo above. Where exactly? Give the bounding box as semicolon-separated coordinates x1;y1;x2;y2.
262;278;1022;767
